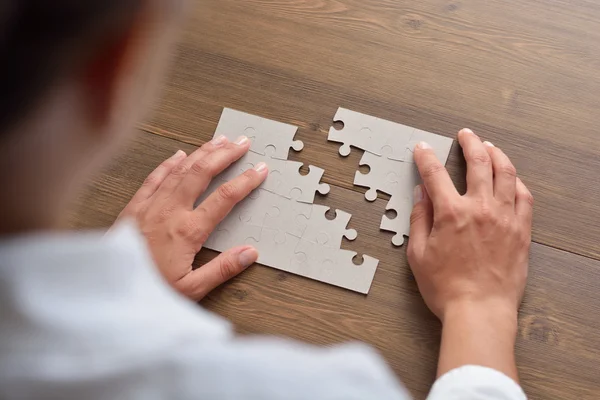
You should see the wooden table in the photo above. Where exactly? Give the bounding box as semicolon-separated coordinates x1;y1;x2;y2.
69;1;600;398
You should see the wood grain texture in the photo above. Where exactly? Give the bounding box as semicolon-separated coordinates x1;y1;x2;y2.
69;130;600;399
141;0;600;262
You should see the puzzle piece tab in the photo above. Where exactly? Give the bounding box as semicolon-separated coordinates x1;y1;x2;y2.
288;165;331;204
329;108;415;159
329;108;453;163
354;152;416;201
380;193;413;247
302;205;357;248
215;108;303;160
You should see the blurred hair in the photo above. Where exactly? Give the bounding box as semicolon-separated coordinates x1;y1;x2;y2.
0;1;142;133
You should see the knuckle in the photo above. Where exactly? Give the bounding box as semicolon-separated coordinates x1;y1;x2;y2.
157;206;174;223
406;242;417;262
170;163;189;177
522;191;535;207
410;207;426;226
473;201;494;223
499;215;513;231
438;201;461;222
420;163;447;180
521;233;532;249
195;228;211;245
498;163;517;178
219;257;239;281
467;151;492;166
195;205;209;218
142;173;160;188
242;168;259;182
217;182;240;202
191;159;212;176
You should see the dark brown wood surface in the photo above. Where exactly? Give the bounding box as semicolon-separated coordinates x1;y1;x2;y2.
69;1;600;399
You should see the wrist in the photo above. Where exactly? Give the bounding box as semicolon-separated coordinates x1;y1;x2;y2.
437;299;520;381
442;298;518;329
442;298;519;349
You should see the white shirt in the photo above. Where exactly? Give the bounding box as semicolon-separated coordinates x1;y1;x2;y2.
0;221;527;400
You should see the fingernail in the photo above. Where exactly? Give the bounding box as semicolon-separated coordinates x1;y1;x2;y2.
254;162;267;173
413;185;424;204
234;136;249;146
483;141;495;147
171;150;186;160
211;135;227;146
238;248;258;269
460;128;474;135
417;141;432;150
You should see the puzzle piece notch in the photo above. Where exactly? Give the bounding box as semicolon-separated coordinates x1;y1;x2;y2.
302;205;357;249
291;240;379;294
354;151;415;201
380;194;414;247
214;108;303;160
329;108;417;159
328;108;454;164
288;165;331;204
328;108;387;157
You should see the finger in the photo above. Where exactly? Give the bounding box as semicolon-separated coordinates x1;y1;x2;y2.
408;185;433;261
155;135;229;199
515;177;534;226
413;141;459;210
176;246;258;301
483;141;517;206
177;136;252;204
131;150;187;203
458;128;493;197
193;164;268;238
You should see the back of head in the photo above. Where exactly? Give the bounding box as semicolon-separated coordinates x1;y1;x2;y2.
0;0;142;135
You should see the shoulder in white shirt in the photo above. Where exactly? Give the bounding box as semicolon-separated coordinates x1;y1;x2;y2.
0;221;526;400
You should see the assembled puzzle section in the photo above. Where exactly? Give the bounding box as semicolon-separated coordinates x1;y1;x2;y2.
199;108;380;294
328;107;453;246
215;108;304;160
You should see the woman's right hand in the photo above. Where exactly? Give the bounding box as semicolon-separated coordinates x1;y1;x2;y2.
408;128;533;321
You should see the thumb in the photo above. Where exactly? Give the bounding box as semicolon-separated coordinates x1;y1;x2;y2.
176;246;258;301
408;185;433;261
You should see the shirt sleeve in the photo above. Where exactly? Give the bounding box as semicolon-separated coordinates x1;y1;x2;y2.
427;365;527;400
165;338;413;400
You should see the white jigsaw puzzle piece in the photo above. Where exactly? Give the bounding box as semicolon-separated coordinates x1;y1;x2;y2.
302;205;357;248
380;194;414;247
201;188;276;253
263;194;313;238
328;108;388;157
404;128;454;164
288;165;331;204
354;152;414;201
328;108;453;164
254;228;301;270
291;240;379;294
204;219;263;254
215;108;303;160
224;151;302;197
210;152;329;203
376;118;415;161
